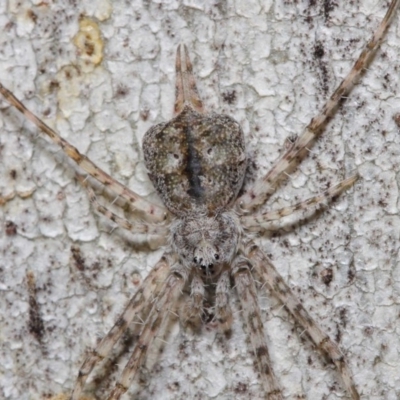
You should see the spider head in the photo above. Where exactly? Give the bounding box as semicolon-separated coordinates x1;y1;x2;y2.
192;239;220;277
171;211;240;279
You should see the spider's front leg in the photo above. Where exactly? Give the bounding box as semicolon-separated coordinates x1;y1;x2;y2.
106;264;187;400
180;270;234;336
214;270;233;336
70;252;177;400
179;274;205;331
232;256;283;400
245;242;360;400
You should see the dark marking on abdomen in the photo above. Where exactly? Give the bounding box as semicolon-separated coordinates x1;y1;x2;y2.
184;124;204;200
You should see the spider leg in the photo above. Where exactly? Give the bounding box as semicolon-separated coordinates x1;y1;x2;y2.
107;265;188;400
70;252;177;400
245;242;360;400
236;0;400;212
174;44;204;115
76;174;168;236
241;174;357;230
232;256;283;400
180;274;204;331
0;83;168;223
215;270;233;336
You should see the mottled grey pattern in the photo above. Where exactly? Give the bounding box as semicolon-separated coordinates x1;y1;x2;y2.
143;105;246;216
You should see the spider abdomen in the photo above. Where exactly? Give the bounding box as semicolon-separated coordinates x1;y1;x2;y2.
143;105;247;216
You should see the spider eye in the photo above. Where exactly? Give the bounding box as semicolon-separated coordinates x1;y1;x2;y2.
214;253;220;260
193;257;198;263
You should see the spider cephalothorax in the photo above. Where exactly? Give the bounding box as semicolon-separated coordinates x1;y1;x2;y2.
170;211;241;278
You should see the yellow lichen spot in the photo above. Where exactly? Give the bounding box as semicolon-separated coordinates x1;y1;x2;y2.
73;18;104;67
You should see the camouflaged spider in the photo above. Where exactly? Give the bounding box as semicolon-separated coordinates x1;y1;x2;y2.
0;1;399;399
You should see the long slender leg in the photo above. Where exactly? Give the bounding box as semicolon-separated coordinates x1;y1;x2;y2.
241;174;357;230
237;0;400;212
232;256;283;400
215;270;233;336
70;252;177;400
180;274;204;331
245;242;360;400
107;265;188;400
174;44;204;115
0;83;167;223
76;174;168;236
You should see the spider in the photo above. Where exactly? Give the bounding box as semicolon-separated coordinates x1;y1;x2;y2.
0;1;399;399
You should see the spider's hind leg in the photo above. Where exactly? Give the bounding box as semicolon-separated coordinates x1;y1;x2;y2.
241;174;358;230
236;0;400;213
77;174;169;237
0;82;168;222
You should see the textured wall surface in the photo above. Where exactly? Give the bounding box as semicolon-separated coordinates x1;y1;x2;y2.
1;1;400;399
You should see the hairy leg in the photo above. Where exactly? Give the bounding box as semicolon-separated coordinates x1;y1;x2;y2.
241;175;357;230
0;83;167;222
107;265;188;400
180;274;204;331
77;174;168;236
245;242;359;400
236;0;400;212
215;270;233;336
232;256;283;400
70;252;176;400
